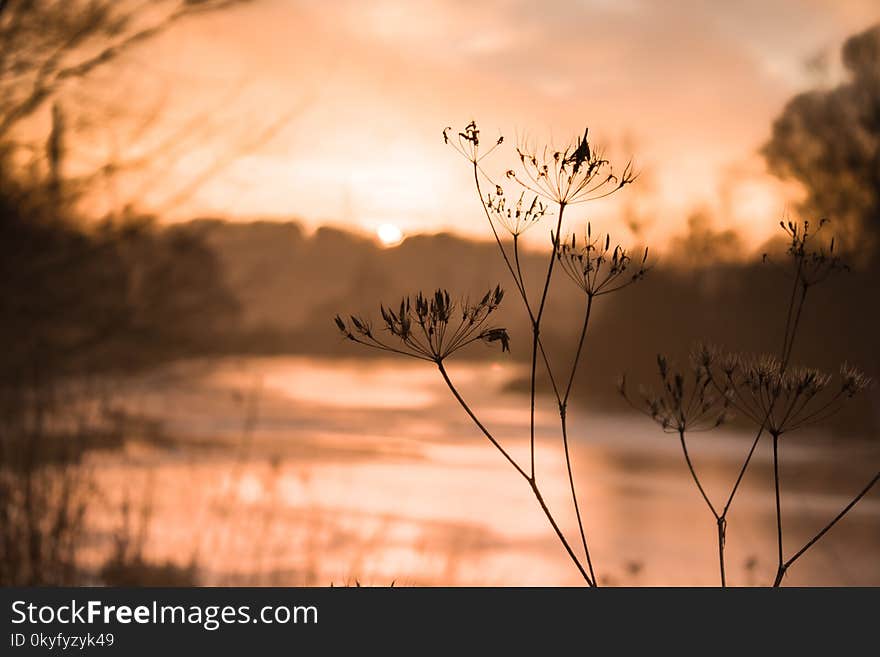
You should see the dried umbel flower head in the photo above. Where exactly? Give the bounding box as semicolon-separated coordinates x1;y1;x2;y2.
335;286;510;363
485;191;549;237
765;218;850;287
506;128;636;206
555;223;649;297
619;352;730;433
691;342;721;372
709;352;870;436
443;121;503;164
840;362;871;398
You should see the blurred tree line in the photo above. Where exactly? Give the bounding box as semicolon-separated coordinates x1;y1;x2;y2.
0;0;245;586
763;23;880;255
0;146;240;386
0;1;246;388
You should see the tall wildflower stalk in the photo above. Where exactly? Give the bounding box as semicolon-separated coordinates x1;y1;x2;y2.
622;219;875;586
334;125;875;586
337;122;644;585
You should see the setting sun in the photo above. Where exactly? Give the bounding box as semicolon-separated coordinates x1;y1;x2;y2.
376;223;404;246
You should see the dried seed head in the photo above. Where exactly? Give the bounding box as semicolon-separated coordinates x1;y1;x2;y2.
555;225;650;297
840;363;871;397
506;128;636;205
444;120;504;164
621;353;730;434
711;350;867;435
690;342;718;371
657;354;669;380
485;191;549;237
772;217;849;288
335;286;510;362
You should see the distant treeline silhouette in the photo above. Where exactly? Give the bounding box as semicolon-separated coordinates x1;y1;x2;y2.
173;218;878;437
0;210;240;386
3;202;875;436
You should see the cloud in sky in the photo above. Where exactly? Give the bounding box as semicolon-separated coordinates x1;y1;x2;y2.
83;0;880;250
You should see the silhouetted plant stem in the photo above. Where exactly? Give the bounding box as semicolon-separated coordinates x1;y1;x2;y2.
472;164;526;302
436;361;527;480
560;408;596;585
466;138;623;583
707;274;808;585
772;433;784;586
474;169;561;399
514;234;561;400
537;202;565;322
529;202;566;479
436;360;594;586
716;277;804;521
678;430;719;519
770;280;809;586
722;429;763;516
621;217;865;586
512;234;532;317
677;428;726;585
772;565;785;587
730;277;825;587
527;477;594;586
717;518;727;588
555;296;597;582
471;159;596;582
779;470;879;584
528;334;540;479
564;296;593;405
782;285;808;369
779;261;802;361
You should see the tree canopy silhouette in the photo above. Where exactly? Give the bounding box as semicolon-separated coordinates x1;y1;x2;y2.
763;23;880;256
0;1;249;383
0;1;249;138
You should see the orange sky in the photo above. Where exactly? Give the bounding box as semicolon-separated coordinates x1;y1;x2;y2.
74;0;879;250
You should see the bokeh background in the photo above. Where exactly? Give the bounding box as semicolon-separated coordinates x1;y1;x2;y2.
1;0;878;586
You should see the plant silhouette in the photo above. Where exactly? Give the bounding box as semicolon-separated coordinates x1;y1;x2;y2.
335;123;878;587
621;218;875;586
337;122;646;586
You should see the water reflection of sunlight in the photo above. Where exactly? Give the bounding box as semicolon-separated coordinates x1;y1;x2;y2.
83;357;880;586
236;473;264;504
210;357;523;413
214;358;441;410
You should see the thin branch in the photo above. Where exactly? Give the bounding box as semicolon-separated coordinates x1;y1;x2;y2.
563;295;593;406
779;470;879;583
0;1;250;136
436;360;593;585
436;361;527;480
678;430;719;519
772;434;784;586
528;203;566;478
560;408;596;585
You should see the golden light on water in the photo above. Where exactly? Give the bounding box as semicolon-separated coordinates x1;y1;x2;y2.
77;357;880;586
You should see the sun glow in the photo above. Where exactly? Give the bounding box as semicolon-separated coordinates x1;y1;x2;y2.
376;223;404;246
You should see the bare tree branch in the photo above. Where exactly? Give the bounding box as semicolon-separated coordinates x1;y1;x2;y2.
0;1;251;137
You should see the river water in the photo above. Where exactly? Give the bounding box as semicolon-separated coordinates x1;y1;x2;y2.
82;356;880;586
